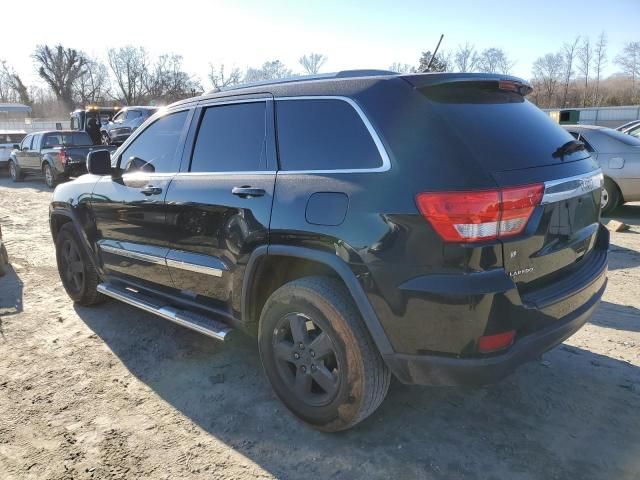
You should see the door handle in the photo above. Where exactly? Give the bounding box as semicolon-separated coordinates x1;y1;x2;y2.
140;185;163;196
232;186;266;198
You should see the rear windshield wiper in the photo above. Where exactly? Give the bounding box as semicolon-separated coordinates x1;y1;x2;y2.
552;140;586;160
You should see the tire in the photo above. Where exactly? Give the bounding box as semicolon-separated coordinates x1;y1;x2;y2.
8;160;22;182
43;162;58;189
55;223;105;306
258;276;390;432
601;177;621;216
101;132;111;146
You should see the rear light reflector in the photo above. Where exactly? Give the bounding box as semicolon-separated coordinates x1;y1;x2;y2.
58;148;67;165
416;184;544;243
478;330;515;353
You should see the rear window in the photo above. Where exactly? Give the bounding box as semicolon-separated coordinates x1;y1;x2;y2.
276;99;382;171
601;128;640;146
0;133;25;143
421;83;591;171
43;132;93;147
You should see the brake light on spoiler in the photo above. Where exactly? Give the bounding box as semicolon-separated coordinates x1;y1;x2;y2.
416;184;544;243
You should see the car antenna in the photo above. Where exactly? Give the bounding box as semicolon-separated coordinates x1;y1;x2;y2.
424;34;444;73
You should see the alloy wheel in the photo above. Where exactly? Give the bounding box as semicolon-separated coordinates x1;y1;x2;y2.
601;186;609;210
272;312;341;407
44;164;53;187
60;239;85;293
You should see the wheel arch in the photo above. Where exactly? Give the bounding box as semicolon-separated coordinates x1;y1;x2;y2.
242;245;393;355
50;207;102;276
604;175;624;202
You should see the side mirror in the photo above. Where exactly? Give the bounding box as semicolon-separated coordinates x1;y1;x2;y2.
12;144;19;149
87;150;112;175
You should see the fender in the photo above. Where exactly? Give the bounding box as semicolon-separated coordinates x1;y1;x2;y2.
242;244;394;356
49;204;104;277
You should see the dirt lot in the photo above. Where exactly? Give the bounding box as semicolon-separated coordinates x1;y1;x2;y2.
0;175;639;480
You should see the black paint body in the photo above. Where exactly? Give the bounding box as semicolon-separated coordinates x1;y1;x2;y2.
49;72;608;386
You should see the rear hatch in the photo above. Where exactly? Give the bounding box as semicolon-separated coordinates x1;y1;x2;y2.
413;76;604;310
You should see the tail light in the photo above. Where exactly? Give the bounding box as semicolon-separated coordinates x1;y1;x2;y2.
416;184;544;243
58;148;67;165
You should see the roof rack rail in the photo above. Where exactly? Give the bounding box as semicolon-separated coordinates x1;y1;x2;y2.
208;69;398;94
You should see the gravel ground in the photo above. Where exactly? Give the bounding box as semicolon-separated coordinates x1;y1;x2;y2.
0;175;639;480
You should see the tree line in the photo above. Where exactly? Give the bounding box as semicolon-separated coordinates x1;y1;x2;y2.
0;35;638;118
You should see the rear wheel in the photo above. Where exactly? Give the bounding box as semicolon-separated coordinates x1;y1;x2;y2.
601;177;621;216
55;223;105;306
43;162;58;189
258;276;390;432
8;160;22;182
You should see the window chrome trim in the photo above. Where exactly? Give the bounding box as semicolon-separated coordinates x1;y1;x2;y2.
165;258;224;277
275;96;392;174
99;244;166;265
174;171;276;177
541;169;604;205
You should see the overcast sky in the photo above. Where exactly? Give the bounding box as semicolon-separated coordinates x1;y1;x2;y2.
2;0;639;88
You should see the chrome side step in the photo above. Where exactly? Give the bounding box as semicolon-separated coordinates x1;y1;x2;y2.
97;283;232;341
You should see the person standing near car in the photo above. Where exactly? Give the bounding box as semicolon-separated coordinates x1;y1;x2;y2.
86;117;101;145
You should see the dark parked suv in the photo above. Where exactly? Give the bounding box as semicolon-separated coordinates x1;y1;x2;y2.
49;71;608;431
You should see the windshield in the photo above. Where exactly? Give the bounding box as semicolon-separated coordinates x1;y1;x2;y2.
43;132;93;147
421;84;591;171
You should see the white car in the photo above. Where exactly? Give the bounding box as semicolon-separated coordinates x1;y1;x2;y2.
0;130;27;172
563;125;640;214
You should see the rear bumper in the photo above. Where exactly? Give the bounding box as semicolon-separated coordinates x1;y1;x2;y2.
62;162;87;178
384;267;607;386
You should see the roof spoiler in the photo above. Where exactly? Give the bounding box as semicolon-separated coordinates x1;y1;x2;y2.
401;73;533;96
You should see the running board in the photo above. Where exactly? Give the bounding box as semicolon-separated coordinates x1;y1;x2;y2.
97;283;232;341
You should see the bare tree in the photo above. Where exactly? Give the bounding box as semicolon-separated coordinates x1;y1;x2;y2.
615;41;640;98
577;38;592;107
0;61;30;105
299;53;327;75
418;50;449;72
389;62;415;73
532;53;565;108
454;43;478;72
208;63;242;90
107;46;149;105
33;44;87;111
476;48;514;74
593;31;608;105
144;54;201;103
244;60;293;83
73;56;110;105
560;37;580;107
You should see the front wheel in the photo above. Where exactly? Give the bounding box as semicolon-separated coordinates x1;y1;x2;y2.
8;161;22;182
55;223;105;306
101;133;111;146
601;178;621;216
258;276;390;432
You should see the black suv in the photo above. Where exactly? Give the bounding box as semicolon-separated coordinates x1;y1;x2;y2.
49;71;608;431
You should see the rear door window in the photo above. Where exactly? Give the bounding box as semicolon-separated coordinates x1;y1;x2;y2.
190;102;267;172
276;99;383;171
